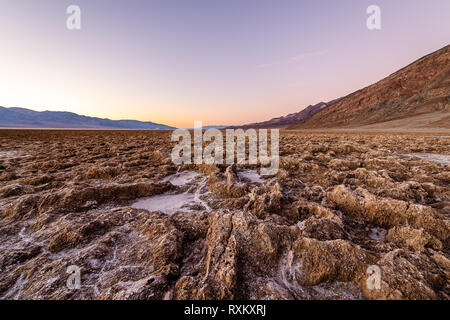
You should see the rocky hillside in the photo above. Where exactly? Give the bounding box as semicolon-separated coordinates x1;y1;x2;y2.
231;99;340;129
289;45;450;129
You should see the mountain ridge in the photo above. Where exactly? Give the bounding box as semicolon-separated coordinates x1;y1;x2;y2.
0;107;176;130
230;98;341;129
288;45;450;129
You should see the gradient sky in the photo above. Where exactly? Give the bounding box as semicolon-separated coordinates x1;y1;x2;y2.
0;0;449;128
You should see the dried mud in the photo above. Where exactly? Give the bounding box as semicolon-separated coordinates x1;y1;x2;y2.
0;129;449;300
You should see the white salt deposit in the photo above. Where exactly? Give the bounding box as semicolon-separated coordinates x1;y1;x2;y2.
0;273;27;299
368;227;386;241
0;151;23;159
238;169;265;184
163;171;200;186
403;153;450;165
131;192;197;215
131;176;211;215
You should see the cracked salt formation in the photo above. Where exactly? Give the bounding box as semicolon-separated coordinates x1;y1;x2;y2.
132;174;211;215
238;169;265;184
0;151;25;159
369;227;387;241
402;153;450;166
163;171;200;186
0;130;449;300
1;273;27;300
131;192;202;215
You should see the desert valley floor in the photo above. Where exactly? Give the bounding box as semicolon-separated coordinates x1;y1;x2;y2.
0;129;449;300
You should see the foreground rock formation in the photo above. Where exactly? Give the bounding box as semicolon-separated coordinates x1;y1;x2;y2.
0;130;449;300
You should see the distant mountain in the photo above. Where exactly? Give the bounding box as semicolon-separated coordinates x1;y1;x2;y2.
202;125;230;130
189;125;230;130
230;98;341;129
0;107;176;130
289;45;450;129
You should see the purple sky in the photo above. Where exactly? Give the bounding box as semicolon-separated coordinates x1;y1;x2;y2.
0;0;449;127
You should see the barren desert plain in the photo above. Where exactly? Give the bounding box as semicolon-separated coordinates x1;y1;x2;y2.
0;129;448;300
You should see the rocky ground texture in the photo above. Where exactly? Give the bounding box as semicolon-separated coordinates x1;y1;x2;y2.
0;130;449;300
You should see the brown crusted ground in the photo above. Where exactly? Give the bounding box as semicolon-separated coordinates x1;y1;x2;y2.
0;129;449;300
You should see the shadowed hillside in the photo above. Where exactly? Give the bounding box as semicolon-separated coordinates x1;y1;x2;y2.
289;45;450;129
231;99;341;129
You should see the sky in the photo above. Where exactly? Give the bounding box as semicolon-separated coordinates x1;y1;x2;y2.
0;0;449;128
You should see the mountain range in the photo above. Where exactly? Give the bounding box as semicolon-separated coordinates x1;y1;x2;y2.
1;45;448;130
237;45;450;130
230;99;341;129
290;45;449;129
0;107;175;130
